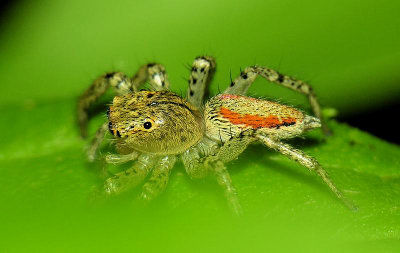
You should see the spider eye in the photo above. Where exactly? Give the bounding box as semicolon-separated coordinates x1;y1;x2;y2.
143;122;152;129
108;122;113;134
116;130;122;138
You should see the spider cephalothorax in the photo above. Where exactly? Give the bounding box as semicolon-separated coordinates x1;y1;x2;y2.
108;91;204;155
78;56;355;215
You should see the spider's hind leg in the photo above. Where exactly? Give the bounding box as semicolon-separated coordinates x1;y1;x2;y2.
223;66;331;135
257;134;357;211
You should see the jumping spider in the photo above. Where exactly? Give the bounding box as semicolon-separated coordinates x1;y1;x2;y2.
78;56;355;215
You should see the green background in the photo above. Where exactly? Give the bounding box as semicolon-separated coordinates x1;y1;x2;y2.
1;0;400;252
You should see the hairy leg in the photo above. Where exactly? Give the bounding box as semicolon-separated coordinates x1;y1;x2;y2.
213;160;242;216
103;153;157;196
105;152;139;164
257;134;356;210
78;72;132;138
140;155;177;201
183;134;253;215
183;145;243;215
186;56;216;108
223;66;331;135
86;122;109;162
131;63;170;91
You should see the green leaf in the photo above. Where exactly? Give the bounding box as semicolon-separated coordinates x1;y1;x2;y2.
1;97;400;252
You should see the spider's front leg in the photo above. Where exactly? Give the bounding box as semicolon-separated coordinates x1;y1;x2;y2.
105;152;139;164
86;122;108;162
140;155;176;202
257;134;357;211
223;66;331;135
103;153;156;196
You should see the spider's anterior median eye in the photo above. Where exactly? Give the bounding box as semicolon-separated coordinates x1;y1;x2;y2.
143;122;152;129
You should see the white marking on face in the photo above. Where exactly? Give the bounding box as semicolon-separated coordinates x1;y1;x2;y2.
152;74;162;86
155;118;164;125
117;80;125;88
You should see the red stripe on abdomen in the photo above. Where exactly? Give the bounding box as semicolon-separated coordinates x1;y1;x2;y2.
220;107;296;129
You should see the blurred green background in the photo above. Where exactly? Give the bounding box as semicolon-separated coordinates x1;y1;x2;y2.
1;0;400;252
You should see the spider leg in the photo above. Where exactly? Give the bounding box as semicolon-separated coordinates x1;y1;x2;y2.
140;155;176;201
103;153;157;196
186;56;216;108
131;63;170;91
202;132;255;215
223;66;331;135
77;72;132;138
87;122;109;162
213;160;242;216
257;134;357;211
182;141;243;215
105;152;139;164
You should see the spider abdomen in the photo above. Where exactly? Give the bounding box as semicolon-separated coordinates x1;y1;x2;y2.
204;94;317;142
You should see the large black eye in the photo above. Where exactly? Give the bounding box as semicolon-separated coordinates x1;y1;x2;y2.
143;122;152;129
108;122;113;134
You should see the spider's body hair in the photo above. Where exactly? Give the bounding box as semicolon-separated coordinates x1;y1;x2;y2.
205;94;319;143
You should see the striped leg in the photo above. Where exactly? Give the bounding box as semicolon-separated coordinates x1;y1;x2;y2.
77;72;132;138
103;154;157;196
213;161;242;216
257;134;357;211
131;63;170;91
86;122;109;162
140;155;177;201
223;66;331;135
186;56;216;108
